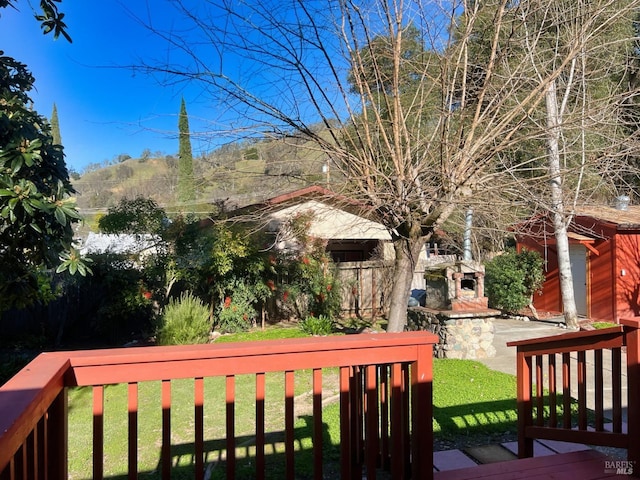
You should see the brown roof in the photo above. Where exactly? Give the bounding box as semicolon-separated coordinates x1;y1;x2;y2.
575;205;640;228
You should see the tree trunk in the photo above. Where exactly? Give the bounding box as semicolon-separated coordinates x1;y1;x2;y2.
546;80;579;328
386;236;424;332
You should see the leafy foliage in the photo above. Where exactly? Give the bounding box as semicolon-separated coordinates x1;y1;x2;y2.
299;314;334;336
215;282;257;333
177;98;195;203
485;249;545;314
268;213;342;321
50;102;61;145
98;196;166;234
67;253;156;343
0;11;88;310
156;291;211;345
163;218;272;332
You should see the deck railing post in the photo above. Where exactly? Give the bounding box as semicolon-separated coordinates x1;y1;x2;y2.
621;318;640;476
411;343;433;480
340;366;353;480
47;388;68;480
515;350;534;458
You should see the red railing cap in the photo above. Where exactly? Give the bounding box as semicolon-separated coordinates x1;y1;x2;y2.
63;331;439;368
506;325;624;348
620;317;640;329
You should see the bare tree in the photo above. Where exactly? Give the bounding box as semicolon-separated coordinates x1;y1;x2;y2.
136;0;640;331
494;0;640;327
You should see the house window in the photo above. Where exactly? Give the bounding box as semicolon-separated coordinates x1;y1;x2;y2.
330;250;364;262
326;239;379;262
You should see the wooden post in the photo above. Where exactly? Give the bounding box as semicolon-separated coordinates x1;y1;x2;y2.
411;344;433;480
340;366;353;480
93;386;105;480
621;318;640;476
515;350;534;458
47;389;68;480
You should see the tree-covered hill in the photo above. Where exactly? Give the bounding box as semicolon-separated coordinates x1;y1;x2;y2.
72;130;334;220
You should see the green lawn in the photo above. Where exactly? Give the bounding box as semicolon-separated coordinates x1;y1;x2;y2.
65;327;577;479
432;359;518;448
213;325;311;343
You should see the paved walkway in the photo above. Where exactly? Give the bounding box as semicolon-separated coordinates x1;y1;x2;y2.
478;317;628;421
433;318;629;472
475;317;566;376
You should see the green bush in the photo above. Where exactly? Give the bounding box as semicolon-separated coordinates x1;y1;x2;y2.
299;315;335;336
215;283;257;334
276;251;341;320
156;292;211;345
485;248;544;314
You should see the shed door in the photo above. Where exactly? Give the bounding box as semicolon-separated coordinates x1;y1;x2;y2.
569;244;587;316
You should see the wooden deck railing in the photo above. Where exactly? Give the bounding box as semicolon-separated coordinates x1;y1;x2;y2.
507;317;640;470
0;331;438;480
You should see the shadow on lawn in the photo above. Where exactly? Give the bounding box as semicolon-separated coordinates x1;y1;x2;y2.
433;394;595;450
87;397;592;479
433;398;519;449
102;416;339;480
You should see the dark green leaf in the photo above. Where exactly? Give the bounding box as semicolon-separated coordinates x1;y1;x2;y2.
54;207;66;225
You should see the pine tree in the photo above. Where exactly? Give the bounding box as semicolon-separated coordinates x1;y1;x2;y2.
51;102;61;145
177;98;195;203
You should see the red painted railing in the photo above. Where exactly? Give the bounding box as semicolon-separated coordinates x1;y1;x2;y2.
508;317;640;470
0;332;437;480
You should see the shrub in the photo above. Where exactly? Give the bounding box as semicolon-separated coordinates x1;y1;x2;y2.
156;292;211;345
215;283;257;334
485;248;544;314
299;315;335;336
78;256;155;343
277;251;341;320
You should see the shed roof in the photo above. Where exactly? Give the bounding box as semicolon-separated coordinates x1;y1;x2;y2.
576;205;640;229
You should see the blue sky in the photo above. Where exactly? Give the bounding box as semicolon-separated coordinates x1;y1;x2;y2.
0;2;214;172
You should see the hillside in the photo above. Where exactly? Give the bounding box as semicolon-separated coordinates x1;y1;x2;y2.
72;133;334;223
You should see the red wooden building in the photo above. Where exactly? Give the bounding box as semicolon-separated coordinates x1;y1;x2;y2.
516;205;640;322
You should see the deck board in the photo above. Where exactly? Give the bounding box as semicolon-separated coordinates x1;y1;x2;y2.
435;449;628;480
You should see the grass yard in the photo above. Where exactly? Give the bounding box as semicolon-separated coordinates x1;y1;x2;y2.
213;325;311;343
432;359;518;450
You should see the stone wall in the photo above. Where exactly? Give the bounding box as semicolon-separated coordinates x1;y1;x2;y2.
406;307;496;359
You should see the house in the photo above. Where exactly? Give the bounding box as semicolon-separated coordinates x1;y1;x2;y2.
516;203;640;322
219;186;457;312
226;185;394;262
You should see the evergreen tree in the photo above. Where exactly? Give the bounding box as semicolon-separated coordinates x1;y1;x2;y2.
177;98;195;203
51;102;61;145
1;1;89;311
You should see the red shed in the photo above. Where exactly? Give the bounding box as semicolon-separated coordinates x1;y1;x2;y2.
516;204;640;322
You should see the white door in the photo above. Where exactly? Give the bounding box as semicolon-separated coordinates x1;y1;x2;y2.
569;244;587;316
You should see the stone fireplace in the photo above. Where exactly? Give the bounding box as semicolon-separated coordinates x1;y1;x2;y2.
424;261;489;312
410;261;496;359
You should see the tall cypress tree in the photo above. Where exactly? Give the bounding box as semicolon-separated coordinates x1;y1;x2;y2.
177;98;195;203
51;102;61;145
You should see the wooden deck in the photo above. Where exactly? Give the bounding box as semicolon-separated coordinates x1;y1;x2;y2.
1;319;639;479
435;449;631;479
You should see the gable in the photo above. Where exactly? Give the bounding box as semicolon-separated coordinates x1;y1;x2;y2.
267;200;391;241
